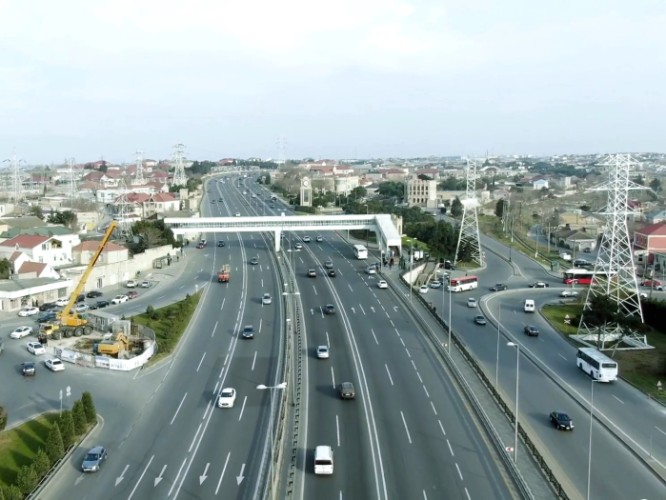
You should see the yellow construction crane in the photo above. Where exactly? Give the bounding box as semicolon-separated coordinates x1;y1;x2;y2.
40;221;119;340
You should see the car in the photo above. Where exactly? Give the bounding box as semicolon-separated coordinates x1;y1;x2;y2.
324;304;336;315
316;345;330;359
10;326;33;339
218;198;223;202
467;298;478;308
419;285;428;294
307;269;317;278
324;261;334;269
377;280;388;289
125;280;138;288
250;257;259;265
18;306;40;317
583;247;592;253
327;269;337;278
97;299;111;308
560;290;579;298
294;243;303;250
529;282;549;288
196;242;205;249
339;382;356;400
242;325;254;339
44;358;65;372
127;291;139;300
21;362;36;376
39;302;58;312
474;315;487;325
140;280;151;288
429;281;442;289
524;325;539;336
302;236;311;243
262;293;272;305
27;341;46;355
75;294;86;303
217;388;237;408
81;446;108;472
75;303;89;313
490;283;508;292
235;212;241;217
365;266;377;275
316;236;323;242
217;240;226;247
549;411;574;431
111;295;129;304
641;280;664;291
640;292;648;300
573;259;591;268
55;298;69;307
86;290;103;298
37;311;57;323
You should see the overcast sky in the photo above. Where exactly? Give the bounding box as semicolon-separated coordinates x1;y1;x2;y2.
1;0;665;164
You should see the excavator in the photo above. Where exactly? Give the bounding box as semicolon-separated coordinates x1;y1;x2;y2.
39;221;118;341
95;332;130;357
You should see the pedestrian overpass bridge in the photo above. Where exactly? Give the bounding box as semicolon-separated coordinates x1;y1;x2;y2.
164;214;402;255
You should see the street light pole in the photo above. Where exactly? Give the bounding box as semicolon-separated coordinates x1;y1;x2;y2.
587;379;600;500
495;305;501;386
257;382;287;500
507;342;520;462
448;281;452;354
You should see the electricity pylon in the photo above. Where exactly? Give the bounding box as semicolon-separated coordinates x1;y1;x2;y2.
454;158;484;267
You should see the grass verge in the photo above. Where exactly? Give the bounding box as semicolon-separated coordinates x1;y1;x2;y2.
541;303;666;404
0;413;58;487
131;291;202;363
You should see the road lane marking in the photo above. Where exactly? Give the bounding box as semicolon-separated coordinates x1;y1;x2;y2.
313;285;318;296
189;422;203;452
558;353;567;360
331;366;336;388
196;352;206;372
422;491;428;499
385;364;394;386
199;463;210;485
455;463;463;480
326;331;331;346
168;458;188;497
446;439;454;456
359;304;366;315
394;328;401;337
405;348;411;358
465;487;471;500
154;464;167;487
438;419;446;436
422;385;429;398
411;360;417;370
170;393;188;425
430;401;437;416
259;318;262;332
416;371;423;383
348;283;353;292
400;411;412;444
612;395;624;404
219;365;225;379
203;400;214;420
400;338;405;347
236;463;246;485
215;452;231;495
127;455;154;498
336;414;341;447
656;426;666;437
251;351;257;371
238;396;248;421
371;328;379;344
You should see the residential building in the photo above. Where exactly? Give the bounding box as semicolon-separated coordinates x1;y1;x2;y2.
406;178;438;208
0;234;81;267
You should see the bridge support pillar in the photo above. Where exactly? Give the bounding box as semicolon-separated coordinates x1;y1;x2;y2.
274;229;282;252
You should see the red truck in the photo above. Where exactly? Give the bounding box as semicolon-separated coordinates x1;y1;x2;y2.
218;264;231;283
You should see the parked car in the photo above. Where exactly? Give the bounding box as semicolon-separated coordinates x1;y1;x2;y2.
44;358;65;372
75;303;89;313
86;290;103;298
39;302;58;312
217;388;237;408
529;282;549;288
18;306;40;317
21;361;36;376
111;295;129;305
95;300;111;309
524;325;539;337
125;280;138;288
242;325;254;339
307;269;317;278
316;345;330;359
140;280;151;288
10;326;34;339
81;446;108;472
55;298;69;307
549;411;574;431
490;283;508;292
474;315;487;325
27;341;46;355
37;311;57;323
127;291;139;299
339;382;356;400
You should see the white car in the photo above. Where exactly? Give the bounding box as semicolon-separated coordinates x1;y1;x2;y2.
217;388;237;408
294;243;303;250
560;290;579;298
234;212;241;217
10;326;34;339
262;293;272;305
45;358;65;372
125;280;138;288
140;280;151;288
302;236;311;243
429;281;442;289
467;298;478;308
111;294;129;304
55;298;69;307
27;341;46;355
316;345;330;359
316;236;323;242
18;306;40;317
75;303;89;313
419;285;429;294
377;280;388;289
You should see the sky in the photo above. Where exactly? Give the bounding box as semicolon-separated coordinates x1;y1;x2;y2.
1;0;665;164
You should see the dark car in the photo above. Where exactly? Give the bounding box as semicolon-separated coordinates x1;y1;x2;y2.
76;294;86;303
21;362;36;376
37;311;58;323
127;291;139;299
307;269;317;278
250;257;259;265
339;382;356;400
549;411;574;431
490;284;507;292
324;304;335;315
474;315;487;325
95;300;110;309
529;282;549;288
217;240;225;247
242;325;254;339
524;325;539;336
87;290;103;298
81;445;108;472
39;302;57;312
328;269;337;278
324;261;334;269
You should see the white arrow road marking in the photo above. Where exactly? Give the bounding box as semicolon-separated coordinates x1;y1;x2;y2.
215;452;231;495
154;464;167;487
370;306;375;313
351;307;356;314
115;464;129;486
75;474;84;486
393;305;399;312
199;463;210;485
127;455;154;499
236;463;246;485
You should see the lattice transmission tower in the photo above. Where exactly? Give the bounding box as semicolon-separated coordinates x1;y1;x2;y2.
4;153;24;203
67;158;77;200
171;143;187;187
575;154;647;349
454;158;484;267
115;177;132;237
134;151;145;185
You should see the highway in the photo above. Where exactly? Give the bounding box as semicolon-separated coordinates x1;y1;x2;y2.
437;233;666;499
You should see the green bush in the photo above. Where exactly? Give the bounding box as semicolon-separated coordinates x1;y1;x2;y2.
16;464;38;494
0;406;6;431
72;401;87;435
82;392;97;425
57;411;75;449
33;448;51;478
45;425;64;464
2;484;22;500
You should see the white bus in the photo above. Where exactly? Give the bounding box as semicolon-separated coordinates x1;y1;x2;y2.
353;245;368;260
576;347;618;382
447;275;479;292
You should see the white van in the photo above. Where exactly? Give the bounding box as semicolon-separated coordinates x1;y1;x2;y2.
524;299;535;313
314;445;334;475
